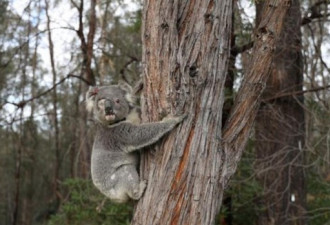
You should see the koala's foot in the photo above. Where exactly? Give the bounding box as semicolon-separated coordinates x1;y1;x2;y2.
106;187;130;203
129;180;147;200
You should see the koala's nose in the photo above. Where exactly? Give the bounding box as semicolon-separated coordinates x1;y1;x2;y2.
104;100;113;115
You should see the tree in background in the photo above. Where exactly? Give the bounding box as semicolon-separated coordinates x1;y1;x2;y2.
222;1;330;225
254;0;306;224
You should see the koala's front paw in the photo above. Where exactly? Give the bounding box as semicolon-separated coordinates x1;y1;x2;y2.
163;114;187;124
176;114;187;122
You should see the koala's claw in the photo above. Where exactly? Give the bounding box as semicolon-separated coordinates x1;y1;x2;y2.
162;113;187;123
140;180;147;197
140;180;147;190
173;114;187;124
178;114;188;121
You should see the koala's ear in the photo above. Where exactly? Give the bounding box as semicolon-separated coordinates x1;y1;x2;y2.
118;81;135;105
86;86;99;112
118;81;133;94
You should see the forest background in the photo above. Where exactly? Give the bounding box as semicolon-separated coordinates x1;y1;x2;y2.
0;0;329;225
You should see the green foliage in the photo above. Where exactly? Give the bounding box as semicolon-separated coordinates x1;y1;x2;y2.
304;97;330;224
306;172;330;225
103;11;142;84
222;139;263;225
125;9;142;34
48;178;133;225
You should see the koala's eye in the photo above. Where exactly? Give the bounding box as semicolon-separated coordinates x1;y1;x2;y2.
115;98;120;104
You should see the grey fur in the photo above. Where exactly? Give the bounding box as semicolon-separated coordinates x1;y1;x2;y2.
86;84;185;203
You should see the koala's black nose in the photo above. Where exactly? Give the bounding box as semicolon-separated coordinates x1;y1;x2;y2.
104;100;113;115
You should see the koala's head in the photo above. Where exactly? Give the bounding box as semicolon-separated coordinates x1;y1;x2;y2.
86;83;135;125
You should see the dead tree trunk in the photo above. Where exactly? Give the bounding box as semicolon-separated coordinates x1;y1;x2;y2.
255;1;306;224
132;1;291;224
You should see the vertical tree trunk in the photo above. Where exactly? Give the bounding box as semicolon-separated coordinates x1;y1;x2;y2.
25;3;42;223
45;0;61;205
12;6;32;223
71;0;96;178
255;1;306;225
13;112;23;225
97;0;111;85
132;1;291;224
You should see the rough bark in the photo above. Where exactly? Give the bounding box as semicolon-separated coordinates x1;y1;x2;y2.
255;1;306;224
132;1;291;224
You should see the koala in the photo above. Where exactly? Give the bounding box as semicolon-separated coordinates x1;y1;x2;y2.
86;83;185;203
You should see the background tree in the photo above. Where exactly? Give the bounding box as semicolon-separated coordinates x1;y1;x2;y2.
254;1;306;224
221;1;330;225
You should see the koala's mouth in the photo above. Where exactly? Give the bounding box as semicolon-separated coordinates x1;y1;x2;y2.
105;113;116;121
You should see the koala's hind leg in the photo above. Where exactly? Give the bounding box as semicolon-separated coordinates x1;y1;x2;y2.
122;165;147;200
129;179;147;201
111;165;146;202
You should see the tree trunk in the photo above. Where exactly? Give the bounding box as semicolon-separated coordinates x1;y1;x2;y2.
45;0;61;205
255;1;306;225
71;0;96;178
132;1;291;224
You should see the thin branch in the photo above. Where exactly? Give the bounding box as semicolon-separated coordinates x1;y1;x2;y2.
231;1;330;54
1;74;90;109
85;0;96;85
301;0;330;25
70;0;79;9
72;0;87;55
262;85;330;102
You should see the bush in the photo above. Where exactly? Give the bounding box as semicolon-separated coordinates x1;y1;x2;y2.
48;178;133;225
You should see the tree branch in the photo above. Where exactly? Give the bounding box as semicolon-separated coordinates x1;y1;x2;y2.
222;0;291;180
232;1;330;55
1;74;90;109
262;85;330;102
301;0;330;25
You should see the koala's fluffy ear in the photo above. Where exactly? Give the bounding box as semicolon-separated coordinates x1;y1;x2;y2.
86;86;99;113
118;81;135;106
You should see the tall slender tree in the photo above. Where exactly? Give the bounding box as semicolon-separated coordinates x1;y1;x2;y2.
45;0;62;206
